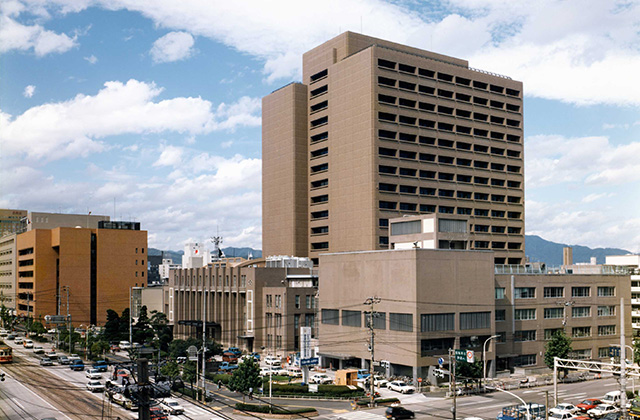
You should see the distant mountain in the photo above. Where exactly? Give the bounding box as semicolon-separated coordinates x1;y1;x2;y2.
148;247;262;262
525;235;631;266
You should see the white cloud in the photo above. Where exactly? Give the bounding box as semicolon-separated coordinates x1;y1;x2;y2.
84;54;97;64
23;85;35;98
0;79;261;161
525;134;640;188
150;31;195;63
0;15;77;56
154;144;184;167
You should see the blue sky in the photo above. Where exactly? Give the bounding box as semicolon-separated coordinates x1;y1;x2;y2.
1;0;639;254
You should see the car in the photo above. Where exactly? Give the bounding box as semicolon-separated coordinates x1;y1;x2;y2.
45;350;57;359
86;369;102;379
0;329;7;337
14;337;23;345
264;356;281;366
150;407;168;420
550;403;580;416
387;381;416;394
587;404;619;418
374;375;389;387
602;391;622;407
161;398;185;415
23;339;34;348
309;373;333;384
109;391;137;410
87;380;105;392
287;367;302;378
6;333;16;340
93;360;108;372
385;406;415;420
549;410;575;420
119;341;131;349
33;345;45;354
58;355;70;365
40;357;54;366
600;413;621;420
70;359;85;371
578;399;602;412
357;369;371;379
70;354;79;359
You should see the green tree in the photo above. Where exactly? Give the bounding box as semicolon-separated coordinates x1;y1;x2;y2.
119;308;130;341
29;320;46;337
0;305;14;329
91;340;109;356
455;360;483;385
133;306;155;344
103;309;121;343
182;361;197;386
160;361;181;380
633;339;640;365
150;310;173;352
228;358;262;403
544;330;572;373
169;338;202;359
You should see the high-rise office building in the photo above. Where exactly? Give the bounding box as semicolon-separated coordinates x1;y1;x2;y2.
263;32;525;264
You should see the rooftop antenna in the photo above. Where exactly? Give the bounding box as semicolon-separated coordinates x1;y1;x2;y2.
210;227;224;260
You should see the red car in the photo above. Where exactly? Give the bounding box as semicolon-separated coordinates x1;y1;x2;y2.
576;398;601;412
150;407;168;420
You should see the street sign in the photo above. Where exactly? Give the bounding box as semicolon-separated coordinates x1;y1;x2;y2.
433;368;445;378
609;346;621;357
45;315;68;324
438;357;444;366
300;327;312;359
455;349;475;363
300;357;319;366
187;345;198;361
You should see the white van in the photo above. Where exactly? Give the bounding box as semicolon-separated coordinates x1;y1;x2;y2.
601;390;622;406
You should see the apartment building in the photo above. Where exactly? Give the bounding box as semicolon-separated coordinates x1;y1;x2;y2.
263;32;525;265
606;254;640;334
15;221;147;326
318;248;631;382
168;256;317;354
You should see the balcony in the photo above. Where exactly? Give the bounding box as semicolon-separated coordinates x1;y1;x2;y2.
633;323;640;330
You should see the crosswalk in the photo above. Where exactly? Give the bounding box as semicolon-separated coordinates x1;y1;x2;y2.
330;411;387;420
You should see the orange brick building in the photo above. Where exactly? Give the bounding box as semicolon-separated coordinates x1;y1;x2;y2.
16;222;147;326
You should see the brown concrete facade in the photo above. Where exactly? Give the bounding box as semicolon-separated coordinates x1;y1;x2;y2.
262;32;525;265
168;259;317;355
15;227;147;327
318;249;632;380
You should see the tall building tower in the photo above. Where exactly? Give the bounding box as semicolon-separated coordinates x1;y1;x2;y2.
263;32;525;265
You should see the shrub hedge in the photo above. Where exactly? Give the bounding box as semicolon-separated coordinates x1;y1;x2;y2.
236;403;316;414
266;384;364;398
356;397;399;406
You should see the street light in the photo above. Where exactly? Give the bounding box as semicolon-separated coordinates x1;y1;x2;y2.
483;335;500;387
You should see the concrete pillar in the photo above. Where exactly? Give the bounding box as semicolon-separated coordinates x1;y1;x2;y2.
412;365;419;385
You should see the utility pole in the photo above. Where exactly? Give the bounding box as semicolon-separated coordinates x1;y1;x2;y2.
449;348;457;420
201;286;207;402
621;297;628;419
26;293;30;338
63;286;71;352
364;296;380;407
138;358;150;420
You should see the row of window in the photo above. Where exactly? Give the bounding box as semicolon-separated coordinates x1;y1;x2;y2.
379;201;522;219
379;183;522;203
265;294;282;308
379;165;521;183
378;94;521;127
496;305;617;321
376;58;520;98
266;313;317;329
378;111;519;142
379;144;520;162
379;218;522;235
378;129;522;151
496;286;616;300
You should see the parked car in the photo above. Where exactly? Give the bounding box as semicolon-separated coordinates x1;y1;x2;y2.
264;356;281;366
33;345;45;354
119;341;131;349
387;381;416;394
385;406;415;420
602;391;622;407
287;367;302;378
577;399;602;412
7;333;16;340
374;375;389;387
0;329;7;337
587;404;619;418
87;380;105;392
549;410;576;420
58;355;70;365
161;398;185;415
309;373;333;384
40;357;54;366
550;403;580;416
86;369;102;379
23;339;34;348
14;337;23;345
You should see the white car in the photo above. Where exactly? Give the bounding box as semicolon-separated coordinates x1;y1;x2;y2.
548;410;575;420
14;337;23;345
264;356;281;366
0;329;7;337
87;380;105;392
587;404;619;418
373;375;389;387
161;398;185;415
23;339;34;348
309;373;333;384
549;403;580;416
387;381;416;394
33;345;45;354
86;369;102;379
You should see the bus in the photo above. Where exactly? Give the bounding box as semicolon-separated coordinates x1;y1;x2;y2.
0;345;13;363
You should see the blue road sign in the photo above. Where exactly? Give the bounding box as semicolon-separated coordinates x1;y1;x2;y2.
438;357;444;366
300;357;319;366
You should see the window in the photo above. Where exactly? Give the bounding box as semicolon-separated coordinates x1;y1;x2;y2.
275;295;282;308
421;313;454;332
514;309;536;320
321;309;339;325
390;220;421;235
295;295;300;309
294;314;300;329
305;314;315;328
306;295;312;309
514;330;536;342
598;325;616;336
572;326;591;338
572;287;591;297
365;312;386;330
389;313;413;332
598;287;615;297
544;328;563;340
513;355;536;367
572;306;591;318
514;287;535;299
421;338;455;355
460;312;490;330
544;287;564;298
569;349;592;360
544;308;564;319
266;295;272;308
495;310;506;321
598;305;615;317
495;288;505;299
342;310;361;327
275;314;282;328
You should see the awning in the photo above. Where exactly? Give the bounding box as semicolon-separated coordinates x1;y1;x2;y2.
317;352;357;361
